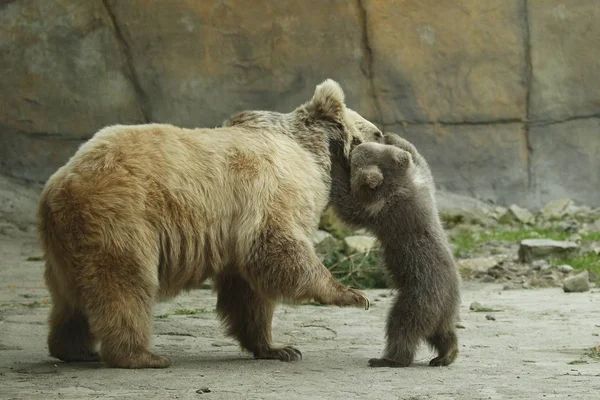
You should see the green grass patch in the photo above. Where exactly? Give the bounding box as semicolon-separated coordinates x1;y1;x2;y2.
450;226;573;258
550;253;600;275
323;248;388;289
581;232;600;242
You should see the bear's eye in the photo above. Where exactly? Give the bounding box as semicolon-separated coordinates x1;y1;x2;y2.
352;137;362;147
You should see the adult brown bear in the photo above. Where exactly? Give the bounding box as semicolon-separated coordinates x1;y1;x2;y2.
39;79;380;368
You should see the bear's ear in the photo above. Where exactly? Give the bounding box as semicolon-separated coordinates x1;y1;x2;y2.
353;165;383;190
309;79;345;121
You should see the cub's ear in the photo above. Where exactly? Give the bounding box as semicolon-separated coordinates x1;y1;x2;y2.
389;147;412;169
352;165;384;190
309;79;345;120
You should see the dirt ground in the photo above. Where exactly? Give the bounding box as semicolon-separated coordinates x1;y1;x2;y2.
1;232;599;400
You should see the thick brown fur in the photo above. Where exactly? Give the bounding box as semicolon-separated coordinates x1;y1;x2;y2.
331;133;461;368
39;79;376;369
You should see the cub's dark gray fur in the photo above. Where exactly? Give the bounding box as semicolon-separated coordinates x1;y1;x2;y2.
330;133;461;367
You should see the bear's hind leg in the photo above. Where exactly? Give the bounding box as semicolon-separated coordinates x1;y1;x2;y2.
47;301;100;362
215;274;301;362
82;257;171;369
427;329;458;367
45;263;99;362
369;294;423;368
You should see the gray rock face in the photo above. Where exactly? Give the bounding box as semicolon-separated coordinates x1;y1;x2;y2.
518;239;579;263
0;0;598;211
529;1;600;121
563;271;590;293
530;119;600;208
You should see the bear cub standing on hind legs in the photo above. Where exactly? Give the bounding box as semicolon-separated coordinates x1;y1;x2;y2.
333;133;461;367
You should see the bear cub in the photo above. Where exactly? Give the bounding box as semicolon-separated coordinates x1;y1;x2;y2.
349;133;461;367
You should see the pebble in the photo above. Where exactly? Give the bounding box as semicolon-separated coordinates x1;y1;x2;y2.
485;314;496;321
557;265;574;273
563;270;590;293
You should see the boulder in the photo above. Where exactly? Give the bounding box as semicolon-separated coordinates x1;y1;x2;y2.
518;239;579;263
563;270;590;293
508;204;535;225
540;199;575;220
457;257;501;279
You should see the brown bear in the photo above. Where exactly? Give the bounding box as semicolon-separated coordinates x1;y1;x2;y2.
331;134;461;367
38;79;378;369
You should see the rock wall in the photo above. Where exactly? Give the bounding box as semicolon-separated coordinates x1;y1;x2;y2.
1;0;599;208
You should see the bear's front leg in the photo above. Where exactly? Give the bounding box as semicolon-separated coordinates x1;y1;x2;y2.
214;273;302;362
244;227;371;310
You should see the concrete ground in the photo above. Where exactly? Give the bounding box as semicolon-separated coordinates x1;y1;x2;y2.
1;232;599;400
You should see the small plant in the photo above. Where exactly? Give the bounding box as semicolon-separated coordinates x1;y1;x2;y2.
322;248;389;289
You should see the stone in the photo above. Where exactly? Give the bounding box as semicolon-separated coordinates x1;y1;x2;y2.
492;206;510;223
343;235;378;255
588;270;598;283
557;265;574;274
0;0;146;182
388;125;528;206
530;119;600;209
485;314;496;321
469;302;483;311
531;260;550;271
508;204;535;225
518;239;579;263
540;199;576;220
310;230;339;253
364;0;526;124
435;191;495;227
563;270;590;293
457;257;500;279
529;1;600;121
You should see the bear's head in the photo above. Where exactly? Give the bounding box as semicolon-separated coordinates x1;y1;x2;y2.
302;79;382;160
349;141;414;213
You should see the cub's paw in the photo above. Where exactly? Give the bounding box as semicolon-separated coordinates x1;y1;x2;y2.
429;350;458;367
255;346;302;362
368;357;411;368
